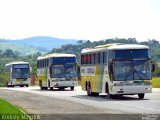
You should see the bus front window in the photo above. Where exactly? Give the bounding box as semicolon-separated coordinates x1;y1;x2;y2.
12;68;29;79
113;61;133;81
65;65;77;78
113;60;151;81
51;65;65;78
133;60;151;80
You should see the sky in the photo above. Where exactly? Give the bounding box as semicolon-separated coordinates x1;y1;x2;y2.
0;0;160;41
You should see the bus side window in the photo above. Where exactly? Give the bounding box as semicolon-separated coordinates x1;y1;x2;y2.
37;61;39;68
96;53;100;64
84;54;87;64
47;59;49;67
98;53;100;64
108;50;113;61
39;61;42;68
87;54;91;64
91;54;94;64
103;52;108;64
81;55;83;65
100;52;103;64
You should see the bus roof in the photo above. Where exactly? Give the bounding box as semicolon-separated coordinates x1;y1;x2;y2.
81;44;149;54
37;53;76;60
5;61;29;66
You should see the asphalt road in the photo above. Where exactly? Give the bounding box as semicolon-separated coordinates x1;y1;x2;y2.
0;86;160;120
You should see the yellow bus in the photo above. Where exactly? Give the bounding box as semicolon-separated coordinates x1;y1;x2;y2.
80;44;154;99
37;53;78;90
5;61;30;87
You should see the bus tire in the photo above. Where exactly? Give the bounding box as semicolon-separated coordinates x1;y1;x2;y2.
70;87;74;91
106;83;112;98
50;87;53;90
41;87;44;90
39;80;43;90
94;92;99;96
48;80;50;88
10;82;14;87
86;82;94;96
26;85;29;87
138;93;144;99
59;87;65;90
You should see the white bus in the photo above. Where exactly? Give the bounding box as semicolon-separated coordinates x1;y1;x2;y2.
5;61;30;87
37;53;78;90
80;44;154;99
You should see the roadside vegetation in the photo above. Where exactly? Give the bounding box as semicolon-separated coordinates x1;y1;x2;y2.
0;99;30;120
152;77;160;88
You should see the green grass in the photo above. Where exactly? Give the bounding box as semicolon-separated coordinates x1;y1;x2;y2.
152;77;160;88
0;99;30;120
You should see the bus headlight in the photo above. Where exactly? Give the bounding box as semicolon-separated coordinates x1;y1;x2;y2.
55;83;59;86
145;88;151;91
144;80;151;85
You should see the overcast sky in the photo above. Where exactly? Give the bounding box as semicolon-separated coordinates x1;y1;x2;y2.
0;0;160;41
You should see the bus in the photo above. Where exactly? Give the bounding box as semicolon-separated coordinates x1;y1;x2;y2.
80;44;154;99
37;53;78;90
5;61;30;87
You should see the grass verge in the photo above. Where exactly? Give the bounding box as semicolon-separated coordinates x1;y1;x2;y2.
0;99;31;120
152;77;160;88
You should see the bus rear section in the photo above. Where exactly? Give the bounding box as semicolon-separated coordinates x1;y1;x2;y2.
5;62;30;87
37;53;78;90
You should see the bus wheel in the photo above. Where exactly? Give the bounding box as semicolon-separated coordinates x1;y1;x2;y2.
50;87;53;90
39;80;43;90
70;87;74;91
26;85;29;87
106;84;112;98
59;87;65;90
138;94;144;99
94;92;99;96
87;82;94;96
41;87;44;90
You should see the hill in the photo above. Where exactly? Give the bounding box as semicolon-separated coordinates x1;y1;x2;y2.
0;41;46;55
5;36;79;50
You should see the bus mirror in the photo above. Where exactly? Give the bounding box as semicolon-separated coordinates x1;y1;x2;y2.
152;64;155;72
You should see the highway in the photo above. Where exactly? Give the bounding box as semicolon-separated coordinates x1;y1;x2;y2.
0;86;160;120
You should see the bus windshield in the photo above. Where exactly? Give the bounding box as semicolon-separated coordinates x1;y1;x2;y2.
50;64;77;78
51;65;65;78
113;60;151;81
65;64;77;78
12;68;30;79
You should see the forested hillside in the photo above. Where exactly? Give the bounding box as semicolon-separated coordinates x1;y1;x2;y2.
4;36;78;50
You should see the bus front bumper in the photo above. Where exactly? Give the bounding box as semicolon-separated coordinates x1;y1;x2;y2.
111;86;152;95
51;80;78;88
